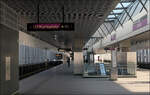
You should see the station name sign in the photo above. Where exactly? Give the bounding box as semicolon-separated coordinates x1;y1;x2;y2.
27;23;74;31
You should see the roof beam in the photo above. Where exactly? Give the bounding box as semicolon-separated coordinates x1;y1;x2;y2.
114;7;128;10
97;30;103;38
120;2;133;21
109;22;116;31
107;17;118;19
99;26;107;37
121;0;136;3
103;23;111;34
109;13;122;15
111;11;123;27
138;0;148;12
104;20;114;23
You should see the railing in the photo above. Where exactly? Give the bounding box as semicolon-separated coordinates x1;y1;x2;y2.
83;63;136;78
83;63;110;77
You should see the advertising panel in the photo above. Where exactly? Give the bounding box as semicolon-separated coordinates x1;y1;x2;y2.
133;15;148;31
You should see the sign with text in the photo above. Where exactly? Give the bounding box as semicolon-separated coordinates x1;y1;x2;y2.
133;15;148;31
27;23;74;31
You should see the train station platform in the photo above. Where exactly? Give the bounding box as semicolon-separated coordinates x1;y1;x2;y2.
19;63;150;95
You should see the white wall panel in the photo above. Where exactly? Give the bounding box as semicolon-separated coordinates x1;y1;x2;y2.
19;31;58;64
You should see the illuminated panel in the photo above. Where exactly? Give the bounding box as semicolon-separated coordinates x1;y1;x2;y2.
27;23;74;31
56;54;63;59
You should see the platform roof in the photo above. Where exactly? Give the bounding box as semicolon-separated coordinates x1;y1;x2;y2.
3;0;120;51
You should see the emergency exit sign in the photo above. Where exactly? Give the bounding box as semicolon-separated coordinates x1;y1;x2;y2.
27;23;74;31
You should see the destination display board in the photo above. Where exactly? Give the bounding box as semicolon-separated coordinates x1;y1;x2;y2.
27;23;74;31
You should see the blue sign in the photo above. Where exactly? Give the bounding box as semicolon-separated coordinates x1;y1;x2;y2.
99;63;106;75
27;23;74;31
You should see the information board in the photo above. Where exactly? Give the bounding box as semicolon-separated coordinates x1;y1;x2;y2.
27;23;74;31
133;15;147;31
99;63;106;75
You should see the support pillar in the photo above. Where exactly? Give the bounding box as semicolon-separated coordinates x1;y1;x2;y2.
110;49;118;81
0;1;19;94
0;24;19;95
73;52;84;74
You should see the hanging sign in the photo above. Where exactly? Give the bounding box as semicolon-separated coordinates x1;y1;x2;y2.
27;23;74;31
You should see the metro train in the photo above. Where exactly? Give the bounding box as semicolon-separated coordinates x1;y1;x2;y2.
55;53;70;64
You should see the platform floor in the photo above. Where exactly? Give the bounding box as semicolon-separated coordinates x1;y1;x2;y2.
19;64;150;95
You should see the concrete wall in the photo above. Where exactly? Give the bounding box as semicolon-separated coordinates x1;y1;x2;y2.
0;1;58;95
19;31;57;64
0;1;19;95
19;31;58;64
19;31;57;50
0;24;19;95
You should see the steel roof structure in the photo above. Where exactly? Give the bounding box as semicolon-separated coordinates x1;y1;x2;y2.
85;0;148;49
3;0;121;51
